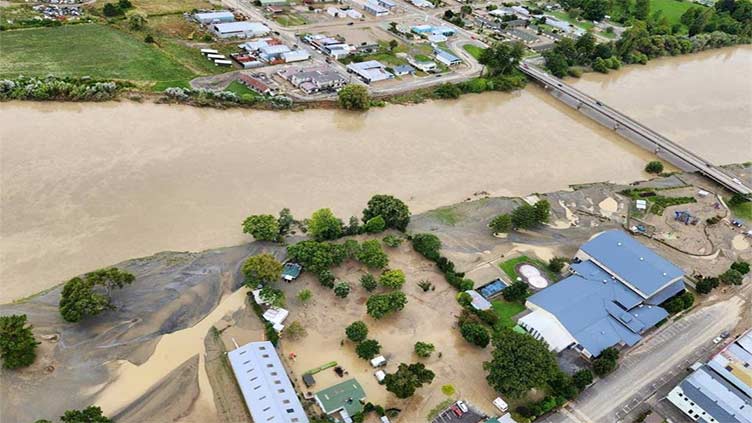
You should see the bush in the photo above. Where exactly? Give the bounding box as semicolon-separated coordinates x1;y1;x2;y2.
317;269;335;288
334;281;351;298
489;213;512;233
0;314;39;369
382;234;404;248
356;240;389;269
593;347;619;376
414;341;435;358
731;261;750;275
366;291;407;319
265;322;279;346
297;289;312;303
360;273;378;292
433;83;462;99
380;269;406;289
720;269;744;285
502;280;529;303
363;216;386;233
103;3;123;16
338;84;371;110
696;276;720;294
411;233;442;260
457;292;473;308
460;322;490;348
308;208;343;241
548;257;568;274
356;339;382;359
346;321;369;342
645;161;664;174
241;214;280;241
572;369;593;391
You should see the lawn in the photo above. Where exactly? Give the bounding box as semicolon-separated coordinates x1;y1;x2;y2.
463;44;485;60
650;0;699;25
492;299;526;329
730;201;752;220
499;256;557;282
0;24;195;81
274;13;306;27
427;206;463;225
223;80;262;97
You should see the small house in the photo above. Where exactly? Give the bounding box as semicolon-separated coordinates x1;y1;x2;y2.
392;64;415;76
434;49;461;66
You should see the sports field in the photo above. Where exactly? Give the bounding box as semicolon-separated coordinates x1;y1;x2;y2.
0;24;195;81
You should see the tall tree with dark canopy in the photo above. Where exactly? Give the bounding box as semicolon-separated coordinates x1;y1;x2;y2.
242;214;280;241
308;208;343;241
383;362;436;398
60;406;112;423
242;254;283;286
478;42;525;76
59;268;135;322
362;195;411;231
484;330;559;398
0;314;40;369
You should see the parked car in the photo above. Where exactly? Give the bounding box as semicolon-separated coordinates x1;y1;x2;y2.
713;336;723;344
450;405;463;417
456;400;468;412
493;397;509;413
721;330;730;339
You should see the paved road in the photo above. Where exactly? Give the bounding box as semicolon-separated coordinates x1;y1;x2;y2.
520;64;752;196
540;293;746;423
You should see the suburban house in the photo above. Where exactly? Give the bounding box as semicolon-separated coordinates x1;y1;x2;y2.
392;64;415;76
239;74;276;95
278;65;347;93
211;21;270;39
408;57;437;72
315;379;367;421
304;34;355;59
227;341;308;423
362;0;389;16
667;329;752;423
194;10;235;25
434;49;462;66
346;60;393;83
519;230;686;359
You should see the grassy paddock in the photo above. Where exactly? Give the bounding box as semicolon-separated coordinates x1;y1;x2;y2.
730;201;752;220
650;0;698;25
130;0;214;16
463;44;485;60
0;24;194;81
492;299;526;329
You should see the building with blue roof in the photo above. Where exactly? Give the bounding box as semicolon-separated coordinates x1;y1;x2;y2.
518;230;685;358
667;330;752;423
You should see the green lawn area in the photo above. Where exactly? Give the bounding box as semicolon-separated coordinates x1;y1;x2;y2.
549;10;595;30
463;44;485;60
274;14;306;27
650;0;699;25
223;80;261;97
426;206;463;225
499;256;557;282
492;299;526;329
0;24;195;81
730;201;752;220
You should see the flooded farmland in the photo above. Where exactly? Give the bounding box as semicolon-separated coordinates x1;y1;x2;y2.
1;46;751;303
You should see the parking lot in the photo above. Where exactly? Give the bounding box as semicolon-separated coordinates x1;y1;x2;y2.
432;401;486;423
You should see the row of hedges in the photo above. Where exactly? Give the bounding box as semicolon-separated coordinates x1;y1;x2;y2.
409;233;474;291
0;76;122;101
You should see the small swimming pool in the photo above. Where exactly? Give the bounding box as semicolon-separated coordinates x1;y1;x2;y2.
478;278;508;299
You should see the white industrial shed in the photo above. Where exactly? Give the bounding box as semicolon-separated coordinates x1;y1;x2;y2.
227;341;309;423
212;21;270;38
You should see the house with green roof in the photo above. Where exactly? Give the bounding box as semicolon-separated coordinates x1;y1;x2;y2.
314;378;366;420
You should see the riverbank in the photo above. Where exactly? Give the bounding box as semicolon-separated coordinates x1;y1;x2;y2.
1;165;749;422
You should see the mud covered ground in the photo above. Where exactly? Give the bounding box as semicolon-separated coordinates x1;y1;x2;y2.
1;166;750;423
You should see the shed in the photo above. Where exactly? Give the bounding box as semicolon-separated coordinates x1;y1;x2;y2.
465;290;492;311
314;378;366;416
303;373;316;387
282;262;303;281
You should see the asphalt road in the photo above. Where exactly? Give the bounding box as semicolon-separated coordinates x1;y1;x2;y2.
540;291;748;423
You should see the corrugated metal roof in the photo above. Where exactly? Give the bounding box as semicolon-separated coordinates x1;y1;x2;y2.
581;230;683;297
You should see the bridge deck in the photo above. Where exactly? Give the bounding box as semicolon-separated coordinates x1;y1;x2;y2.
519;64;751;196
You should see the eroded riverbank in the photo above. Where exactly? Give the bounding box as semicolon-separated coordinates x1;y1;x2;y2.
1;46;751;303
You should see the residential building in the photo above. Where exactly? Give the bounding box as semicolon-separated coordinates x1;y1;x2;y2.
392;64;415;76
363;1;389;16
304;34;355;59
544;15;586;37
315;379;367;421
259;0;288;5
408;57;437;72
667;330;752;423
519;230;686;358
227;341;308;423
434;49;461;66
346;60;393;83
411;0;435;8
278;65;347;93
194;10;235;24
211;21;270;39
239;74;276;95
377;0;396;8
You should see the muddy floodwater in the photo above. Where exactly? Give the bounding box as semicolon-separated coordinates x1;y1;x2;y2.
1;47;751;303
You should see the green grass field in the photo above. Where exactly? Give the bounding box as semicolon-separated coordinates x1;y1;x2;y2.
650;0;698;25
492;299;526;329
0;24;195;81
463;44;485;60
731;201;752;220
499;256;557;282
224;81;262;97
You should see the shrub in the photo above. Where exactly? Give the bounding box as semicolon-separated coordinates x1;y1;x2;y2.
696;276;719;294
417;280;433;292
284;321;307;340
317;269;335;288
338;84;371;110
572;369;593;391
548;257;568;273
0;314;39;369
645;161;664;174
457;292;473;307
366;291;407;319
380;269;406;289
356;239;389;269
242;254;283;286
265;322;279;346
382;234;404;248
308;208;343;241
502;280;529;303
297;289;312;303
460;322;490;348
414;341;435;358
441;384;455;396
731;261;750;275
593;347;619;376
489;213;512;233
356;339;382;359
334;281;351;298
346;321;369;342
720;269;744;285
241;214;280;241
411;233;442;260
363;216;386;233
361;273;378;291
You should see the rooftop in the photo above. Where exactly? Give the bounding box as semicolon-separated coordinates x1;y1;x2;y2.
580;230;683;298
227;341;308;423
315;378;366;415
213;21;270;34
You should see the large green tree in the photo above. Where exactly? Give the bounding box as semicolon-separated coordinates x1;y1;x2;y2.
356;339;382;359
479;41;525;76
356;239;389;269
308;208;343;241
338;84;371;110
242;214;280;241
346;321;369;342
411;233;442;260
61;406;112;423
0;314;39;369
383;362;435;398
484;330;559;398
366;291;407;319
59;268;134;323
287;240;347;274
243;254;283;286
362;195;411;231
460;322;491;348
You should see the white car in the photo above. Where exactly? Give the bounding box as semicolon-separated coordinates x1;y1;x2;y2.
713;336;723;344
456;400;468;413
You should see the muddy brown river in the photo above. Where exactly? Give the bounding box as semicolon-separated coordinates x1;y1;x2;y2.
1;46;750;303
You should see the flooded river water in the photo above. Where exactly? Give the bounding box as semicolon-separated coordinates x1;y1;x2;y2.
1;46;750;303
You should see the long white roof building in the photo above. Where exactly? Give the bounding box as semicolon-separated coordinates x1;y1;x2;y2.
227;341;309;423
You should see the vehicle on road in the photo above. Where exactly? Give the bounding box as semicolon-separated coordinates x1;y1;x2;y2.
721;330;730;339
713;336;723;344
450;405;463;417
348;22;354;25
456;400;468;412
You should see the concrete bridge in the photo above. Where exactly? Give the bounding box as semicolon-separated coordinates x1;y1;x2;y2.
520;63;752;196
